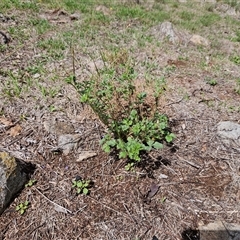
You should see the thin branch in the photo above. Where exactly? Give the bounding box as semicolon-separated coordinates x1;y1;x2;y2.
34;187;72;214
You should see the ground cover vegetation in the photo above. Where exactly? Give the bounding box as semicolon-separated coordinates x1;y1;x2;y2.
0;0;240;239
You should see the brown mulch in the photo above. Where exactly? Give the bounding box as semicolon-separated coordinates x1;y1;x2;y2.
1;4;240;240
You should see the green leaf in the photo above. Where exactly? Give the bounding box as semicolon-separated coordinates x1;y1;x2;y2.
20;209;25;215
132;123;141;135
77;188;81;194
107;139;116;147
102;143;111;153
83;188;89;195
80;94;88;102
77;181;83;188
144;145;152;151
147;140;154;147
121;124;129;131
72;180;76;185
165;133;175;143
119;151;127;159
153;141;163;149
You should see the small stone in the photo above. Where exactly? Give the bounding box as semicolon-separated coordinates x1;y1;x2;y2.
58;134;81;155
76;152;97;162
217;121;240;141
159;174;168;179
33;73;40;79
43;120;75;136
189;34;210;47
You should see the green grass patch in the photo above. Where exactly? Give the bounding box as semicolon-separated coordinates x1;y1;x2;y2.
28;18;52;35
0;0;39;12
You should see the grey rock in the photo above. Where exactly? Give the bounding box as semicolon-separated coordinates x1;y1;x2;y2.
199;221;240;240
0;152;35;215
216;3;240;18
58;134;81;155
217;121;240;141
150;21;190;45
157;21;181;44
217;121;240;151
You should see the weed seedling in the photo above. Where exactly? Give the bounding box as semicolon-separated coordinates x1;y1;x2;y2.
125;162;135;171
25;179;36;187
205;78;217;86
16;201;29;215
72;178;90;195
230;55;240;65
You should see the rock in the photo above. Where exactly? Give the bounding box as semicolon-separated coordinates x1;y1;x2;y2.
188;34;210;47
157;21;181;44
217;121;240;142
159;173;168;179
199;221;240;240
43;119;75;136
58;134;81;155
0;152;35;215
216;3;240;18
76;151;97;162
217;121;240;151
150;21;189;45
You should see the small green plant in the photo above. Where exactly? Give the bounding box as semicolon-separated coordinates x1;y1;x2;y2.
72;178;90;195
205;78;217;86
25;179;36;187
231;30;240;42
68;51;175;167
125;162;135;171
2;71;23;97
37;84;59;98
230;55;240;65
49;105;57;112
16;201;29;215
160;196;167;203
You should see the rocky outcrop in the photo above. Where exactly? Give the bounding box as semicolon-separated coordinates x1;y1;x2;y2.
0;152;35;215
